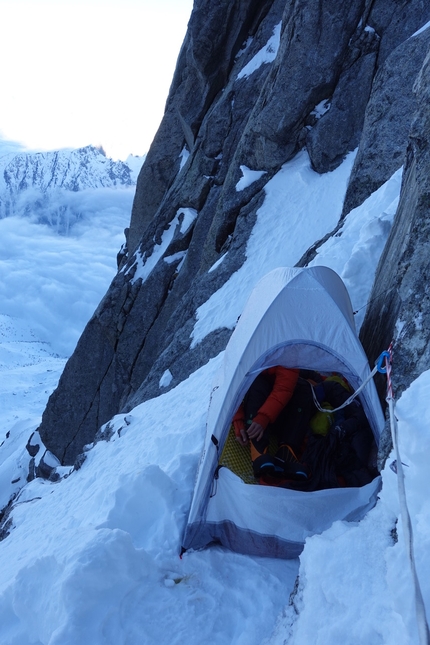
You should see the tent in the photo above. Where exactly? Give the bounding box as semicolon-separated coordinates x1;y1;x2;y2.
182;266;385;558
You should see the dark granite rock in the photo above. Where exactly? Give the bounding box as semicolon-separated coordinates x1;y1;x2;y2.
230;0;368;173
367;0;429;69
343;27;430;216
360;48;430;398
127;0;276;255
306;28;379;173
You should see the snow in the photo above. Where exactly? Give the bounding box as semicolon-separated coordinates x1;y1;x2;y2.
191;152;402;348
309;166;402;330
192;149;357;347
411;20;430;39
164;251;187;265
209;252;228;273
310;99;332;120
236;165;267;191
237;22;282;80
130;215;180;283
178;207;198;234
159;369;173;388
0;144;429;644
179;146;190;170
235;36;254;60
0;146;134;195
130;207;197;284
269;370;430;645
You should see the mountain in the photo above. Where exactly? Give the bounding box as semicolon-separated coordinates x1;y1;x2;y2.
0;2;430;642
0;144;425;645
35;0;430;466
0;145;144;233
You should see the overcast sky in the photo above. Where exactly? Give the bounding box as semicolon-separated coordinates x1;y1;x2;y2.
0;0;193;159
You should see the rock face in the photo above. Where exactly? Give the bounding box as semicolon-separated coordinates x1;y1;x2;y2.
37;0;430;464
360;48;430;398
343;26;430;216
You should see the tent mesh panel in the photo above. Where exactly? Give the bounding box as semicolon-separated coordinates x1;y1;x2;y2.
219;426;277;485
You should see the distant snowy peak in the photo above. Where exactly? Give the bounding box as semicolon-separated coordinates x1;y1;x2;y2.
0;145;138;195
0;145;145;231
0;146;145;234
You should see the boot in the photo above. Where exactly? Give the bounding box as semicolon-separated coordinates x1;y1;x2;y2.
252;454;286;478
252;446;310;481
250;444;280;478
274;444;310;481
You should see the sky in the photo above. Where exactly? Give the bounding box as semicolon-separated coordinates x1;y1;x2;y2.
0;148;428;643
0;0;194;160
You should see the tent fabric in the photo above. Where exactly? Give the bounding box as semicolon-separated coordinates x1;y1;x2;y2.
183;266;385;558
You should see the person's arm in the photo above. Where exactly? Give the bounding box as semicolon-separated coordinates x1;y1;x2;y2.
232;404;249;445
253;367;299;429
234;367;300;444
246;368;299;442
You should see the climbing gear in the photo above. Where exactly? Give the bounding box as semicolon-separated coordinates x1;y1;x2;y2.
309;403;334;435
310;364;379;416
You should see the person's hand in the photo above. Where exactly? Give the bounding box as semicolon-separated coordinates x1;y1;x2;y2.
235;427;249;446
246;421;265;441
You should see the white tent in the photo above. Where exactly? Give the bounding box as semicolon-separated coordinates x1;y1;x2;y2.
182;266;385;558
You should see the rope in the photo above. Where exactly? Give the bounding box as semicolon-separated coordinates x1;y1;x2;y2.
310;363;379;414
384;345;430;645
352;284;396;316
310;345;429;642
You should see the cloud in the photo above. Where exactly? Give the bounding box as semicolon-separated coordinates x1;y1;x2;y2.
9;186;135;235
0;187;134;356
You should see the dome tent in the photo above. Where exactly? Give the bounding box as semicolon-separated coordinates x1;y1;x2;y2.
182;266;384;559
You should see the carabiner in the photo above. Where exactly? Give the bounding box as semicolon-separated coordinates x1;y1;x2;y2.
376;350;391;374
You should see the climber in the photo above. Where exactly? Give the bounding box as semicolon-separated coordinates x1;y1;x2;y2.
232;367;376;489
232;366;314;480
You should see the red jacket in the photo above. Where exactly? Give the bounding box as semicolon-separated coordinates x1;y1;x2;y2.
233;366;299;436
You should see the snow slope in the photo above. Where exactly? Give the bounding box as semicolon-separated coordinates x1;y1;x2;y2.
0;149;428;644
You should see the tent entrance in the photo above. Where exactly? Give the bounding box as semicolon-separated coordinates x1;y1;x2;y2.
219;368;378;490
219;427;279;485
182;267;385;558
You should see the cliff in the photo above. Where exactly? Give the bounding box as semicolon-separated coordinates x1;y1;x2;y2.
37;0;430;464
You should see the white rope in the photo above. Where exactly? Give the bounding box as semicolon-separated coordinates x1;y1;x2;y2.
309;347;429;642
385;348;430;645
310;364;379;414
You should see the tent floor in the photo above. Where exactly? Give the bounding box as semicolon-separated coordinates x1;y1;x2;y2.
219;427;278;485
